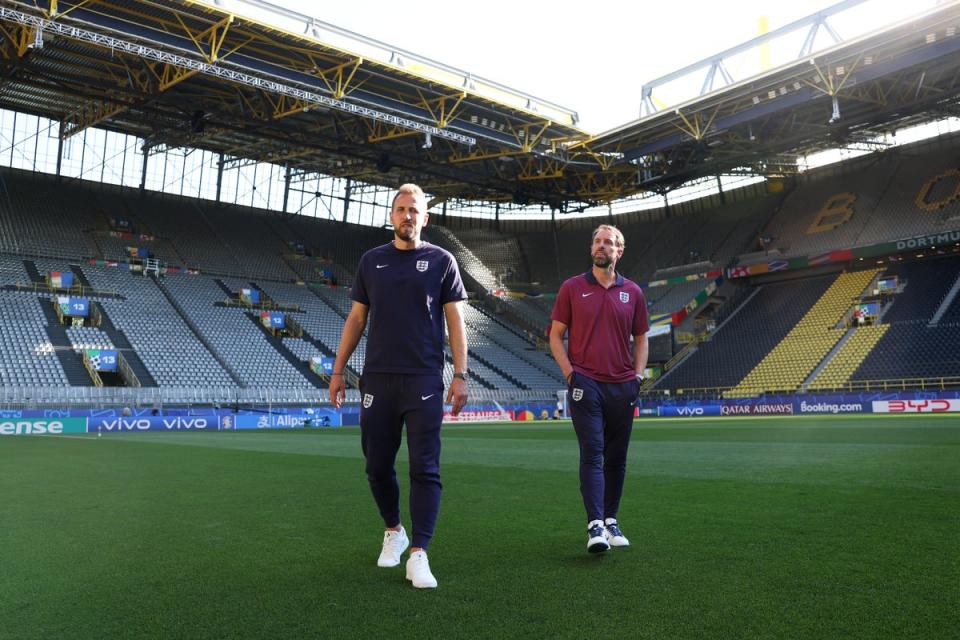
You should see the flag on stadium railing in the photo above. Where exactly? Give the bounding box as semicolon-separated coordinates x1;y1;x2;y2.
261;311;285;330
309;356;334;376
48;271;74;289
58;296;89;318
86;349;118;372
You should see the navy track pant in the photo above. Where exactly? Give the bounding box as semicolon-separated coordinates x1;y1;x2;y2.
359;372;444;550
567;372;640;523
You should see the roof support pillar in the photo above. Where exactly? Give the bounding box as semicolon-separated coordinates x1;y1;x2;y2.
342;178;351;223
138;145;148;194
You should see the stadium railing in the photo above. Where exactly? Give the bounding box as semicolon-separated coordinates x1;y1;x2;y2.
645;375;960;401
803;376;960;392
0;385;558;409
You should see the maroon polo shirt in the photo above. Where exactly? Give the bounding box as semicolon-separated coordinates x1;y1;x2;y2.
551;271;649;383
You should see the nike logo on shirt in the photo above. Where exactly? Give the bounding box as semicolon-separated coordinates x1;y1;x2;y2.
376;264;389;269
421;394;434;401
581;292;594;298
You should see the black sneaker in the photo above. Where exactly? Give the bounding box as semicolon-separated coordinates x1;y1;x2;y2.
587;519;610;553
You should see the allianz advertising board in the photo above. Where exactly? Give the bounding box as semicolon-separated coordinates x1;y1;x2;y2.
0;417;87;435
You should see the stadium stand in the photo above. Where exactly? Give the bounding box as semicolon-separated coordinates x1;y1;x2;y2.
452;229;530;284
422;225;500;291
503;194;777;291
81;264;237;390
852;323;960;380
161;274;314;389
257;280;365;375
0;288;70;387
726;269;879;397
64;326;113;354
807;325;889;391
881;257;960;323
843;255;960;383
461;303;562;389
4;141;960;402
655;276;836;392
757;146;960;258
0;174;99;260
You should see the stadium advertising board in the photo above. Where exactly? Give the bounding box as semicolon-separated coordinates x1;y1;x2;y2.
443;409;512;422
659;405;722;417
721;402;794;416
222;411;339;429
441;403;558;422
92;416;218;432
0;418;87;435
894;230;960;251
796;400;868;414
872;399;960;413
727;231;960;279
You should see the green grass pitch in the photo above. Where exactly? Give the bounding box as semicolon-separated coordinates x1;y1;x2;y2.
1;415;958;639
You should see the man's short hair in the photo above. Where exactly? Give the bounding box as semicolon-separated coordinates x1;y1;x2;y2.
592;224;625;249
392;183;427;210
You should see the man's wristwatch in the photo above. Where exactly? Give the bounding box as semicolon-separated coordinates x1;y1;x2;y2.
453;372;468;381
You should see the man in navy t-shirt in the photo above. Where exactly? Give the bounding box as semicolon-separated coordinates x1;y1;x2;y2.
329;183;469;589
550;224;649;554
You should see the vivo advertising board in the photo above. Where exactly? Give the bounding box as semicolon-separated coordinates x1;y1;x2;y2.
659;405;722;417
92;416;217;432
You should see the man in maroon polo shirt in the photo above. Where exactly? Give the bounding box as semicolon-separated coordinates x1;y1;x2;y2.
549;224;649;553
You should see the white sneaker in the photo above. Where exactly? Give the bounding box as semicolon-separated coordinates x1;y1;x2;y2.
604;518;630;547
405;550;438;588
587;519;610;553
377;526;409;567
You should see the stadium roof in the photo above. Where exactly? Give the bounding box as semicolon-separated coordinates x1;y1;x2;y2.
0;0;593;204
1;0;960;209
587;0;960;191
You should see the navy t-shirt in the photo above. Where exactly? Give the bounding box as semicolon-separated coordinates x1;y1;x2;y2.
351;242;467;374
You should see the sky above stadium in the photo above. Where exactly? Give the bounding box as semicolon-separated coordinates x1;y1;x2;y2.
272;0;937;134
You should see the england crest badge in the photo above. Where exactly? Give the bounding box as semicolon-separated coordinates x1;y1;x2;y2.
572;388;584;402
620;291;630;303
363;393;374;408
416;260;429;272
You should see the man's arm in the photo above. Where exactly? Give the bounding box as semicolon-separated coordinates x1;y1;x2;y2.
443;300;468;415
549;320;574;385
634;333;649;377
329;301;368;408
